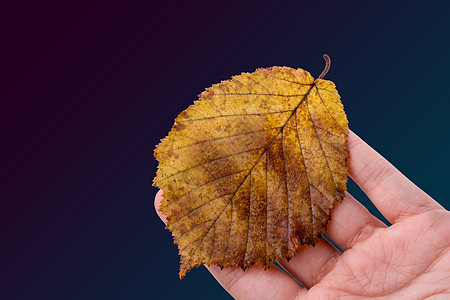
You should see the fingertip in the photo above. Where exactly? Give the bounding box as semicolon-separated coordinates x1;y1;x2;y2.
154;189;167;224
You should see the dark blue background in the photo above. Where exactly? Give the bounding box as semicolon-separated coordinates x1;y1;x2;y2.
2;1;449;299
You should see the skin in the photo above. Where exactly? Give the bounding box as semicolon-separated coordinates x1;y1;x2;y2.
154;131;450;299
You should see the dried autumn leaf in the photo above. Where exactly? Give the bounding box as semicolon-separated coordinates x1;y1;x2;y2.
154;56;349;278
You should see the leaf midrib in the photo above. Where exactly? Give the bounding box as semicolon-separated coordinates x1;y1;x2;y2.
179;82;317;271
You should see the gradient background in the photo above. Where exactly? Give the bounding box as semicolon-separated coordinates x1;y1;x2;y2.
1;1;449;299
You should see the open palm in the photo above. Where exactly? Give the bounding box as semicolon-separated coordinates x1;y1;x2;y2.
155;131;450;299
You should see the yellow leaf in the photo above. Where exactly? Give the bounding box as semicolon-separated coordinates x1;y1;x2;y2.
154;56;349;278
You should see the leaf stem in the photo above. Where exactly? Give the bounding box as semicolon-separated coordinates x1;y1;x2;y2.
318;54;331;79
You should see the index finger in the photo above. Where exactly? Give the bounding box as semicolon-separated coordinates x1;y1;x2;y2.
347;130;443;223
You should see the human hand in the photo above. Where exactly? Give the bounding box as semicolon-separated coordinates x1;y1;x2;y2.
154;131;450;299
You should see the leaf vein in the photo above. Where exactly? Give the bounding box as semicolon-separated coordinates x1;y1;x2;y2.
294;108;315;241
171;192;234;229
167;169;252;207
243;171;252;266
281;129;290;253
177;220;215;248
244;73;271;93
158;148;265;183
315;86;345;132
177;110;293;123
265;72;311;86
305;92;339;191
161;127;281;153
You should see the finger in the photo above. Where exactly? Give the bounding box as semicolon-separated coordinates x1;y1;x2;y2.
154;190;305;299
325;192;386;251
348;130;443;223
154;189;167;223
207;265;305;300
278;191;387;288
277;238;340;289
